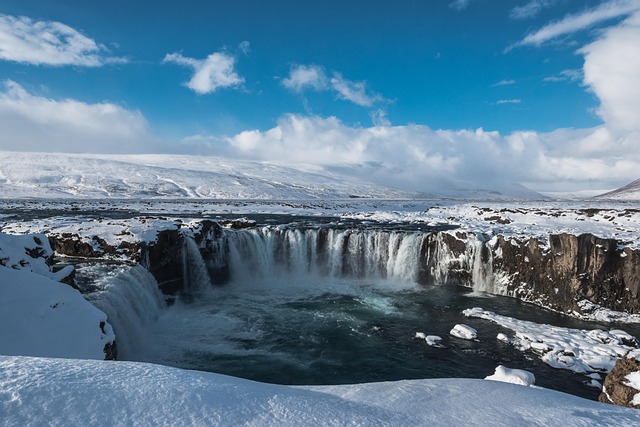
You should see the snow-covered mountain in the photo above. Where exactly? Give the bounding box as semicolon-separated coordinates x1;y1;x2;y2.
0;151;543;200
595;178;640;200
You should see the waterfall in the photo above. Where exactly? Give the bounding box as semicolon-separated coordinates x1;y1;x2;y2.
86;265;165;359
468;235;495;294
183;236;212;291
223;227;426;284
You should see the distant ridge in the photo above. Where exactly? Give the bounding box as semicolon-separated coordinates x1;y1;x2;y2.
594;178;640;200
0;151;544;200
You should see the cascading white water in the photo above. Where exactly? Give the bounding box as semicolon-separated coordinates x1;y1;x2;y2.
468;235;495;294
183;236;212;291
84;265;165;359
223;227;427;284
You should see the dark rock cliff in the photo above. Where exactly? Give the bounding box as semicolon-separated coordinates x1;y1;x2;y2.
490;233;640;314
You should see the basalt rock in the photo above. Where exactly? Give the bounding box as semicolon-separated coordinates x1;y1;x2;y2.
490;233;640;314
599;355;640;408
140;229;184;294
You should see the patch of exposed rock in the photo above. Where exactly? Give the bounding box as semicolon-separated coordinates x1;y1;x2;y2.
599;354;640;408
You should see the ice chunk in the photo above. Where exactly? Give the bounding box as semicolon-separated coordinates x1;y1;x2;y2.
450;324;477;340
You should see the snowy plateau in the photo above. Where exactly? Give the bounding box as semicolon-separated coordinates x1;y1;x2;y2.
2;152;640;426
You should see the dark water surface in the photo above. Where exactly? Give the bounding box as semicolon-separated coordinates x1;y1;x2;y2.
129;275;640;401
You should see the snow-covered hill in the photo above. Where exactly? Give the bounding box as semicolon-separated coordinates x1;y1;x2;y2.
0;151;542;199
596;178;640;200
2;355;639;426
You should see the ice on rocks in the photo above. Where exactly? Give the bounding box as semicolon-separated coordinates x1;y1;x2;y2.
485;365;535;387
464;307;638;375
450;324;477;341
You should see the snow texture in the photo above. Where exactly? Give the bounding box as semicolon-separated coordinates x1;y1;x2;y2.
0;268;114;359
0;151;411;200
449;324;478;340
485;365;536;387
2;355;640;426
464;307;637;374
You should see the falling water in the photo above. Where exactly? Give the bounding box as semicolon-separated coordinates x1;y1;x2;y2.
83;265;165;359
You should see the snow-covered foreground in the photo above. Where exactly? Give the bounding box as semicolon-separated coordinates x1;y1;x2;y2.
2;356;639;427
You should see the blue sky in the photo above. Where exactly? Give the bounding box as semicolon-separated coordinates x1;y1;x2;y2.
1;0;640;195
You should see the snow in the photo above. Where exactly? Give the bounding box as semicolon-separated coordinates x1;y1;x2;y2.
2;355;639;427
0;268;114;360
484;365;536;387
0;232;72;281
575;300;640;324
625;372;640;406
597;178;640;201
449;324;478;340
342;201;640;249
464;307;637;375
0;151;412;200
415;332;445;347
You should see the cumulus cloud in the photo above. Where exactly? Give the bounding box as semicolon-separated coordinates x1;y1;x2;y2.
282;64;385;107
510;0;559;20
0;80;152;153
579;10;640;136
0;14;125;66
163;52;244;94
513;0;640;48
223;114;639;195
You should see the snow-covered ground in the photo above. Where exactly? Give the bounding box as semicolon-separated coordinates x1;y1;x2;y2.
2;355;639;426
0;233;115;360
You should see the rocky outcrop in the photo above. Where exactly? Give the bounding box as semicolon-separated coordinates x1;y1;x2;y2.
489;233;640;315
599;354;640;408
140;229;184;294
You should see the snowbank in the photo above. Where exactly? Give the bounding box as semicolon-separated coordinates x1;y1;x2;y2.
0;232;115;360
0;268;115;360
2;355;639;426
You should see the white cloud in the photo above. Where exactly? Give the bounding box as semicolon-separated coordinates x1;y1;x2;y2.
0;80;152;153
238;41;250;55
163;52;244;95
282;65;385;107
515;0;640;48
496;99;522;104
492;79;516;87
543;68;582;82
510;0;559;20
370;109;391;127
281;64;328;92
330;73;384;107
449;0;473;11
580;10;640;135
224;114;640;194
0;14;125;66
